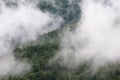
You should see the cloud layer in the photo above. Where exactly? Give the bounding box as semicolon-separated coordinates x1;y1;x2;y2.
53;0;120;69
0;0;62;77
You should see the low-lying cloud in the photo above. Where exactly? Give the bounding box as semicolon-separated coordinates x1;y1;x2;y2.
0;0;62;78
53;0;120;69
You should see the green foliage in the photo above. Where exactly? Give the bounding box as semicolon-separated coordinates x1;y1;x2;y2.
3;0;120;80
3;30;120;80
38;0;81;23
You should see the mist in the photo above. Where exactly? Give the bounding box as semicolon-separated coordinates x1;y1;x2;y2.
0;0;62;78
53;0;120;70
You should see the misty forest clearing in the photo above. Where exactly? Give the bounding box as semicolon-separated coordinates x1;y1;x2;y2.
0;0;120;80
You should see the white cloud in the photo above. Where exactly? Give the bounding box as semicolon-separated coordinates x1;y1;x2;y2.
0;0;62;77
53;0;120;69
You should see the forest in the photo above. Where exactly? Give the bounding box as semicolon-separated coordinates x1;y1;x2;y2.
1;0;120;80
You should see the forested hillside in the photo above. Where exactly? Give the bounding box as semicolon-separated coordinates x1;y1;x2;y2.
3;30;120;80
1;0;120;80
